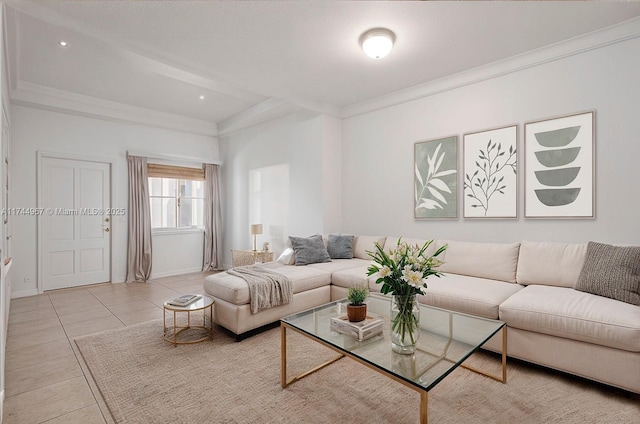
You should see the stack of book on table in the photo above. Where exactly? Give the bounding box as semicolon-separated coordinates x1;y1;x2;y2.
330;313;383;341
167;294;202;307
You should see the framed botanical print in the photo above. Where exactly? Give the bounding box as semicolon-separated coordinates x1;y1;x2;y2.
463;125;517;218
414;136;457;219
524;111;595;218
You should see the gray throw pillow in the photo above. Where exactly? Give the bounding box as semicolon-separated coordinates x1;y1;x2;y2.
289;234;331;266
574;241;640;306
327;234;354;259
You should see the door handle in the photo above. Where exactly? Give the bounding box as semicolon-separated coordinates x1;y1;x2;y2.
104;228;110;232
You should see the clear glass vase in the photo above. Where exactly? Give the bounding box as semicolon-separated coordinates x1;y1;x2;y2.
390;294;420;354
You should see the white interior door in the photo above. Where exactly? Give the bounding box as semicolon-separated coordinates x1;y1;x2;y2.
40;156;111;290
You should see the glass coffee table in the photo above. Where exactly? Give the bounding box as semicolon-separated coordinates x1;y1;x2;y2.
280;293;506;424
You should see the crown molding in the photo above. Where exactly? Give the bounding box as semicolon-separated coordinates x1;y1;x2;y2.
12;81;218;136
341;16;640;119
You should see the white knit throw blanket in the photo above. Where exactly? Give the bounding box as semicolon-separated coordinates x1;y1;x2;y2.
227;266;293;314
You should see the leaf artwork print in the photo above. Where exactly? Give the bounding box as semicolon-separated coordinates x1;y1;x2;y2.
414;137;457;219
464;140;516;216
463;126;518;218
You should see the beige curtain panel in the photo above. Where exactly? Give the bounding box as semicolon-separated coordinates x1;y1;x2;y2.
203;163;223;271
126;155;153;282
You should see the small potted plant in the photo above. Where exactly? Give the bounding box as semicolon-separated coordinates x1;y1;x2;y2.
346;286;368;322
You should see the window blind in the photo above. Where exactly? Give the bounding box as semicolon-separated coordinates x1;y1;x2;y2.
147;163;205;181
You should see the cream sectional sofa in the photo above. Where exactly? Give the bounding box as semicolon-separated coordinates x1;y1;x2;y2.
203;235;640;394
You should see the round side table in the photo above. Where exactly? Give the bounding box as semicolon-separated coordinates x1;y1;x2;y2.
163;295;214;346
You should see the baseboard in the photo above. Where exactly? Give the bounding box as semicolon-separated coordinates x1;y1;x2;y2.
11;289;38;299
150;267;203;279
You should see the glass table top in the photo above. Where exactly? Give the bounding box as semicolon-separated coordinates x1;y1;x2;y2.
163;295;214;311
281;293;505;392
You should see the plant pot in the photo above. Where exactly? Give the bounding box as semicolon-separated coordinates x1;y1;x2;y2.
346;304;367;322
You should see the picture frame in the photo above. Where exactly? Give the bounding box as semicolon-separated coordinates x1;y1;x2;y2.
463;125;518;218
524;111;595;218
414;136;458;219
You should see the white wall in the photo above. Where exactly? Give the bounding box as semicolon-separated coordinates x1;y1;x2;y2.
219;112;342;268
320;115;342;232
10;106;218;296
151;230;204;278
341;36;640;245
0;2;8;417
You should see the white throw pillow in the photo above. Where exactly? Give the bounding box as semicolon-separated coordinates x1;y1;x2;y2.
276;248;295;265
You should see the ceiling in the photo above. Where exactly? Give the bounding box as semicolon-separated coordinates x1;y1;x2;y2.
6;1;640;136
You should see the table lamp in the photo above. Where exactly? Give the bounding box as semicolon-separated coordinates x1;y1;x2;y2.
250;224;263;251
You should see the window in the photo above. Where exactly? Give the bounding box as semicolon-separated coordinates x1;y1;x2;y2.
148;163;205;230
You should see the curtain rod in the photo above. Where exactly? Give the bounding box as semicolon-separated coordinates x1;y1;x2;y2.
126;150;222;166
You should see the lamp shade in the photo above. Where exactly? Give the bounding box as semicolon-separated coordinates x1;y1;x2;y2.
250;224;263;235
360;28;396;59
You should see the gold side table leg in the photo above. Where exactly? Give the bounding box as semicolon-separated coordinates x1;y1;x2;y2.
173;310;177;347
210;303;214;339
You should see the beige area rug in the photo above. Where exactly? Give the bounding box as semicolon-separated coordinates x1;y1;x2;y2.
75;320;639;424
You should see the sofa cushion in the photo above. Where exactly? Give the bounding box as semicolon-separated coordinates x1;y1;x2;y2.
289;234;331;266
419;274;524;319
324;262;376;289
352;235;387;260
307;258;369;274
499;285;640;352
574;242;640;306
326;234;354;259
436;240;520;283
516;241;586;288
204;263;331;306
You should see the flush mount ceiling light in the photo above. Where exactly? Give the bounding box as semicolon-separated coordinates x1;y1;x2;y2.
359;28;395;59
58;40;68;47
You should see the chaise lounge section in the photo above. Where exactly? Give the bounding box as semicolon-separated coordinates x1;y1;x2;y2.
204;235;640;393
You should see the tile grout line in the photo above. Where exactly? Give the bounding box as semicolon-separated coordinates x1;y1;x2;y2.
56;286;130;424
86;286;128;328
52;289;108;424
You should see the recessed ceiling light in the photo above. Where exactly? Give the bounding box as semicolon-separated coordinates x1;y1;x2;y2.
359;28;395;59
58;40;68;47
199;95;205;100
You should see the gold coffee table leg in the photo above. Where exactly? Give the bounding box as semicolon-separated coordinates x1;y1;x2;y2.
281;323;343;388
460;325;507;383
420;391;428;424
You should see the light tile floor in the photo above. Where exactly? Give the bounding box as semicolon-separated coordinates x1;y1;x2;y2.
3;272;215;424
